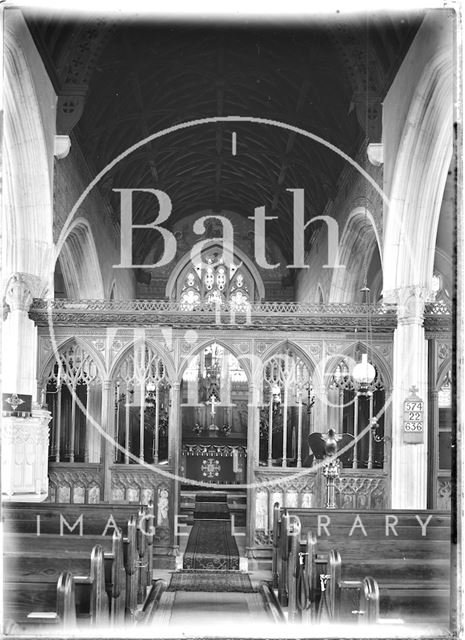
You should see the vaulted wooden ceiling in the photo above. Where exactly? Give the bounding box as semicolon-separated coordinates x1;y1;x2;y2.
27;11;424;268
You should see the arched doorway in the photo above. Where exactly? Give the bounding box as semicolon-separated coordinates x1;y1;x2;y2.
180;342;248;488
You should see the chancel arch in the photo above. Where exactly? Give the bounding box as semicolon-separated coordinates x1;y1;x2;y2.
179;341;249;486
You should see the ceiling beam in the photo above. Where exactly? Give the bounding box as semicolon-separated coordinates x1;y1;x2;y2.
124;36;160;184
215;45;225;209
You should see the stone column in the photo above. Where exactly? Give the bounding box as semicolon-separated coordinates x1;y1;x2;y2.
3;274;38;398
169;381;181;469
388;286;430;508
2;273;51;501
102;379;113;501
170;381;181;553
246;382;259;560
86;383;103;463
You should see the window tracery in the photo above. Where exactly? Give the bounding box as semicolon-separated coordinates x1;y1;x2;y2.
177;248;253;309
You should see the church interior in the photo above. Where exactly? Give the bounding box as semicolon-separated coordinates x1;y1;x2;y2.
1;3;460;638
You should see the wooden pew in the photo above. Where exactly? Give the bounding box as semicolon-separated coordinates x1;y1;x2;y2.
20;570;78;632
274;508;451;581
277;510;450;624
274;508;451;561
3;531;126;627
324;549;380;624
2;502;152;536
4;544;110;632
3;501;155;608
284;517;380;625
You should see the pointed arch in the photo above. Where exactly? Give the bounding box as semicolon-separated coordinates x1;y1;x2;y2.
3;12;55;293
39;336;106;388
56;218;105;299
322;340;392;391
109;337;175;383
110;338;174;465
178;338;251;383
322;342;390;471
330;207;382;303
258;341;315;469
261;340;317;377
383;46;453;291
43;337;105;464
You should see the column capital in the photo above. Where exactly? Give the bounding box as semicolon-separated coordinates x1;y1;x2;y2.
383;285;435;325
4;273;34;313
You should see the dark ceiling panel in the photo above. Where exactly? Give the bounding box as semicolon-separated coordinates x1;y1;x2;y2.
25;12;424;266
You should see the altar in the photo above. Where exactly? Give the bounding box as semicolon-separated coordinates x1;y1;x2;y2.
181;440;247;485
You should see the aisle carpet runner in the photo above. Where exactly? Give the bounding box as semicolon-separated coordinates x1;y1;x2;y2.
182;494;240;571
183;520;240;570
168;571;254;592
193;492;230;520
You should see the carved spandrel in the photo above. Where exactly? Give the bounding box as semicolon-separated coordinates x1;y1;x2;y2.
438;342;452;361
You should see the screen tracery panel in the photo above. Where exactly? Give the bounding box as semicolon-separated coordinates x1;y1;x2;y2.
45;342;102;463
327;356;386;469
113;343;171;464
259;348;313;468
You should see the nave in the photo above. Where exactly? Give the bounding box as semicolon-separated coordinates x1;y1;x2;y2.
2;492;452;638
1;5;459;639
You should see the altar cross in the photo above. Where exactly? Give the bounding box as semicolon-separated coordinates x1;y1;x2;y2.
206;394;219;417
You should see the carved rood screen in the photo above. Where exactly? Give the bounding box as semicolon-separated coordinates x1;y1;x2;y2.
328;357;386;469
259;349;313;468
45;342;102;463
113;344;171;464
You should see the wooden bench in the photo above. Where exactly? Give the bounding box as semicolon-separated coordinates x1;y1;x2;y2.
4;543;111;633
3;502;155;604
2;508;156;630
274;507;451;624
8;570;78;633
284;516;380;625
3;531;126;628
2;502;154;536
